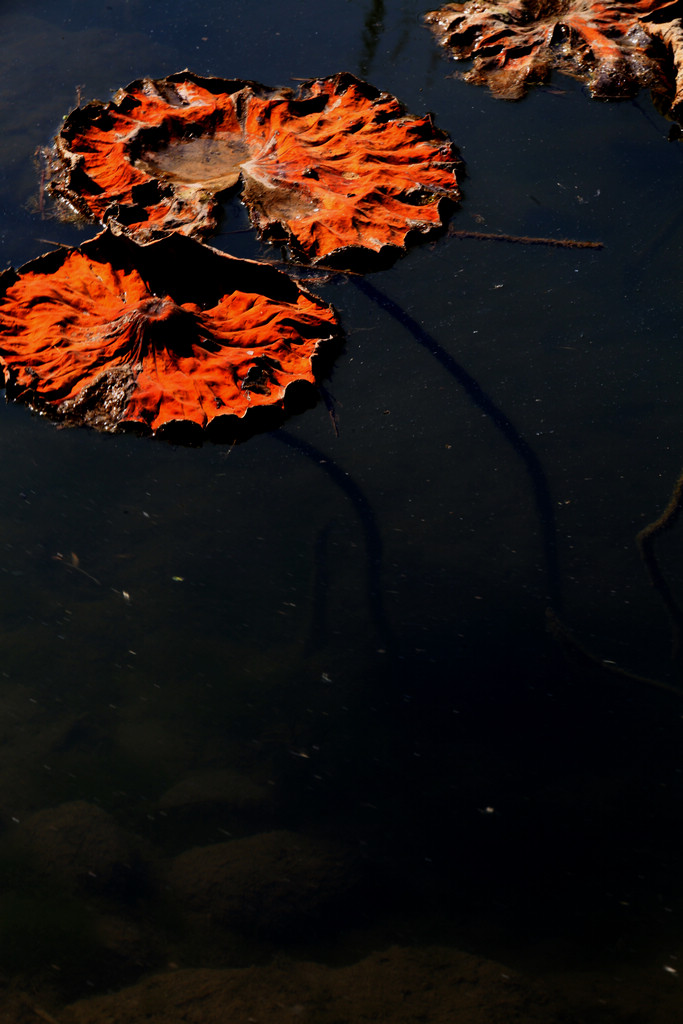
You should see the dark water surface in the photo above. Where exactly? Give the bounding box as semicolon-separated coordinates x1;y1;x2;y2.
2;1;683;1020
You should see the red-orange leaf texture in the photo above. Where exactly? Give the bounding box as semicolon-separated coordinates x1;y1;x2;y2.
425;0;681;102
46;71;463;265
0;229;341;438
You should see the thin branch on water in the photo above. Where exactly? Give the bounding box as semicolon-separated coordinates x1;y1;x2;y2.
52;551;101;586
449;229;604;249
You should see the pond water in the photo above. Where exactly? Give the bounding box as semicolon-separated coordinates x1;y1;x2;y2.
2;1;683;1021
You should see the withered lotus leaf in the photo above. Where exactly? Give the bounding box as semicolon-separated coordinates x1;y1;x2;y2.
47;71;463;265
425;0;680;101
0;229;341;436
648;15;683;116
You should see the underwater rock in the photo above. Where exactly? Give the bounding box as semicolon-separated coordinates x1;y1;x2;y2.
60;945;574;1023
158;768;269;814
13;799;147;898
154;768;272;848
166;828;360;937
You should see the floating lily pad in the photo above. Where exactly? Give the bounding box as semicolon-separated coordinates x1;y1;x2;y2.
0;228;341;438
425;0;681;103
46;71;463;266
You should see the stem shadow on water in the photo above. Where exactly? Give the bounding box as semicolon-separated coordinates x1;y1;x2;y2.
270;429;395;653
353;276;562;613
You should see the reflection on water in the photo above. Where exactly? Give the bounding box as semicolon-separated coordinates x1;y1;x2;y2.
359;0;386;76
1;0;683;1021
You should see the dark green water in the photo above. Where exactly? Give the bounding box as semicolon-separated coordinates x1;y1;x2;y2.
1;1;683;1020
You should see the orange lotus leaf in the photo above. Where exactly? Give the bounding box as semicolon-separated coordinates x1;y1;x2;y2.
0;228;341;437
47;71;463;265
425;0;681;101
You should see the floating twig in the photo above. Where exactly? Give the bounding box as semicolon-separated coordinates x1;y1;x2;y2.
35;238;73;250
52;551;101;586
449;228;603;249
